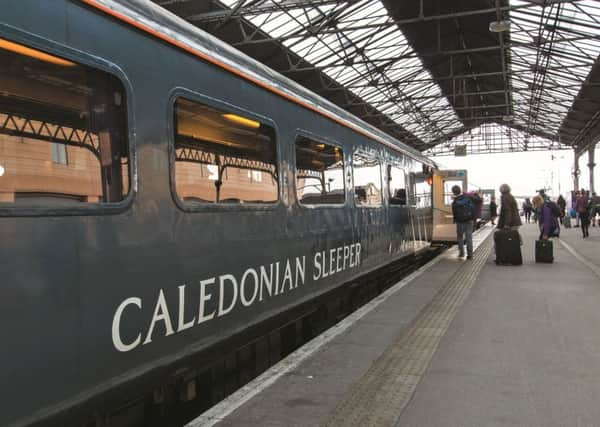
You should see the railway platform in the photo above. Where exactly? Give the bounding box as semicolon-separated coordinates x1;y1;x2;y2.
187;223;600;427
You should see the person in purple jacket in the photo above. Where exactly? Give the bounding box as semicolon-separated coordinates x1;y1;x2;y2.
538;197;560;240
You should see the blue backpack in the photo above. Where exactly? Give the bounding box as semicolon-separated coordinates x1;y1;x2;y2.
453;196;474;222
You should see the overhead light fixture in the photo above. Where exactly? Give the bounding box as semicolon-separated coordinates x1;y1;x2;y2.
0;164;4;177
489;20;511;33
0;38;75;66
222;114;260;129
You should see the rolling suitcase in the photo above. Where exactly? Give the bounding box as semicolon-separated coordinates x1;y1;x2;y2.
563;215;571;228
494;229;522;265
535;239;553;263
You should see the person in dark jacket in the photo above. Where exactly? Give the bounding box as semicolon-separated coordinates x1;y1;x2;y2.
522;198;533;223
489;196;498;225
576;189;591;238
451;185;474;259
497;184;522;230
557;194;567;224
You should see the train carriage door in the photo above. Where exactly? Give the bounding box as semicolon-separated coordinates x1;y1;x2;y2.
431;169;468;242
407;166;433;248
387;161;411;256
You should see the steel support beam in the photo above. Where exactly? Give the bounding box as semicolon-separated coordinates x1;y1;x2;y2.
574;150;581;192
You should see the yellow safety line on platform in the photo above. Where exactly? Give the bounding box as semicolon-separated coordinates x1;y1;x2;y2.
324;235;494;426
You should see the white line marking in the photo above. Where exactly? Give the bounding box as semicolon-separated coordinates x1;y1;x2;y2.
186;225;494;427
558;238;600;279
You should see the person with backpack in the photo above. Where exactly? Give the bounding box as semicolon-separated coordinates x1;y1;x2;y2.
463;190;483;228
451;185;475;259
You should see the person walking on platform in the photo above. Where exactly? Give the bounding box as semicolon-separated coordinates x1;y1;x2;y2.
557;194;567;224
451;185;475;260
498;184;522;230
576;189;591;238
522;198;533;223
489;196;498;225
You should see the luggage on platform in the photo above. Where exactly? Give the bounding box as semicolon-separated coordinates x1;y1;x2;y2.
570;208;577;218
494;229;522;265
535;239;554;263
563;215;571;228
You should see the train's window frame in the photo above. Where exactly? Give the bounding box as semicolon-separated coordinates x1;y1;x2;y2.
167;88;282;213
409;167;433;209
293;130;346;209
0;29;136;218
387;159;408;207
352;149;383;208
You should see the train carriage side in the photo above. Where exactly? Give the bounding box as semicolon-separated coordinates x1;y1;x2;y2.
0;1;434;426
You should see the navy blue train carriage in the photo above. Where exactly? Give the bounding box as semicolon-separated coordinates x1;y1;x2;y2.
0;1;463;425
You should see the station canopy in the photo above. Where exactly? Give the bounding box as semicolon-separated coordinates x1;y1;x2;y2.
154;0;600;156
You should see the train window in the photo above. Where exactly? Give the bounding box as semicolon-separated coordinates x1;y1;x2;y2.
353;153;382;206
388;164;407;206
0;37;129;206
444;180;462;205
173;98;278;205
295;136;344;205
409;171;432;208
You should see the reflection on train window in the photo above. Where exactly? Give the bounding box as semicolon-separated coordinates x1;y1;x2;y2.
353;153;382;206
409;172;432;208
0;38;129;205
444;180;462;205
388;164;407;206
295;136;344;205
173;98;278;205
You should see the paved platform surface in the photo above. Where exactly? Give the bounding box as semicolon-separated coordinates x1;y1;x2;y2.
397;222;600;427
189;223;600;427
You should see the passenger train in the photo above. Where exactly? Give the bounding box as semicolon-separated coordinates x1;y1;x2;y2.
0;1;466;425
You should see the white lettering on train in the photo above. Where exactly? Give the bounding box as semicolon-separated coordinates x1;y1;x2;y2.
112;242;362;352
112;297;142;352
312;243;361;281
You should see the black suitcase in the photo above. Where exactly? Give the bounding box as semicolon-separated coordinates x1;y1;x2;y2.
494;229;522;265
535;239;553;263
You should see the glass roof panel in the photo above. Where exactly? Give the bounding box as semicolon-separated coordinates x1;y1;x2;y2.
509;0;600;137
221;0;463;142
211;0;600;148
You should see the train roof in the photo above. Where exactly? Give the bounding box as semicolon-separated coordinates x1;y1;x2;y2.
82;0;436;168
